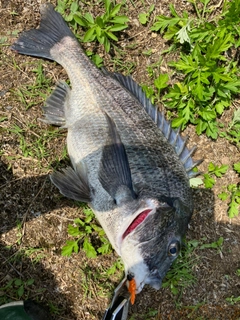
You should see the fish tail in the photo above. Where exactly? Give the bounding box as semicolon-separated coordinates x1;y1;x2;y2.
11;4;75;60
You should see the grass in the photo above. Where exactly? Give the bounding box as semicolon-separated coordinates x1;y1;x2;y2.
14;61;52;110
0;277;36;304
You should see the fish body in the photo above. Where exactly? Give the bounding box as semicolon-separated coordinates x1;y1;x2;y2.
12;4;200;294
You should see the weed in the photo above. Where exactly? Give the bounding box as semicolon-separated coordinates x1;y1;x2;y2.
220;108;240;148
56;0;129;52
138;4;155;25
61;206;112;258
129;308;158;320
14;61;52;110
106;258;124;276
203;162;228;189
226;269;240;305
86;50;103;68
7;123;64;165
162;239;199;295
150;0;240;139
163;236;225;296
218;162;240;218
0;278;35;304
199;236;223;253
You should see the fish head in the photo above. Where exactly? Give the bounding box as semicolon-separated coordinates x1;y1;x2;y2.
119;197;192;294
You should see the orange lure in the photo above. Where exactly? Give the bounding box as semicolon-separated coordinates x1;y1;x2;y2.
127;275;136;305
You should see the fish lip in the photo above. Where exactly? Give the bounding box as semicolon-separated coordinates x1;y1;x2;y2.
121;208;154;241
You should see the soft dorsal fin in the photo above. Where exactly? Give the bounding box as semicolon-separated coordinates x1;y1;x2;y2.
108;72;202;177
99;113;136;204
41;81;69;126
50;162;91;202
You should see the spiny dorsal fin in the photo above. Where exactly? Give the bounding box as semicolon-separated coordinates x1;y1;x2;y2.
41;81;69;126
108;72;202;177
99;113;136;205
50;162;91;202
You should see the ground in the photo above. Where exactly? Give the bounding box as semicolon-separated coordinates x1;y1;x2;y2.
0;0;240;319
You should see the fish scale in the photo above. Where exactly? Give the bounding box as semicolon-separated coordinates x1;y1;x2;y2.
11;3;201;299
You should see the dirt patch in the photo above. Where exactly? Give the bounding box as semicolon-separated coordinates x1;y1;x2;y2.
0;1;240;319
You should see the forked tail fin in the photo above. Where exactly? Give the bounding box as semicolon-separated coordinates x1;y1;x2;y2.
11;3;75;60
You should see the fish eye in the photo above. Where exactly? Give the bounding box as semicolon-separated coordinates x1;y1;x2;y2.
168;241;180;257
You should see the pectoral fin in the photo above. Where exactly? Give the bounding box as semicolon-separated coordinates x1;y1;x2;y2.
50;162;91;202
99;114;136;204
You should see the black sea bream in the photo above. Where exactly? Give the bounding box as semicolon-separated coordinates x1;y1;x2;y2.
12;4;201;295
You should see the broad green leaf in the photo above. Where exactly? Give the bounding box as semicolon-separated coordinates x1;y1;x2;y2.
171;116;185;128
164;25;180;40
70;2;78;13
206;121;218;139
199;109;216;121
73;14;87;27
104;37;110;52
108;24;127;32
83;238;97;258
196;119;207;135
234;162;240;174
225;81;240;93
96;16;104;28
83;27;96;42
84;12;94;24
203;173;215;188
85;225;92;234
95;25;102;37
105;31;118;41
218;192;228;201
26;279;34;286
17;285;24;298
151;16;180;32
68;225;81;236
215;102;225;115
15;279;22;286
228;200;238;218
139;13;148;25
110;16;129;24
154;74;169;90
62;240;79;256
110;3;121;17
97;243;111;254
232;108;240;124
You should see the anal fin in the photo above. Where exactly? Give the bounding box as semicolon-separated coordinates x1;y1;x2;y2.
41;81;70;126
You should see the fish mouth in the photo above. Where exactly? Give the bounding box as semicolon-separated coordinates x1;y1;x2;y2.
122;209;152;240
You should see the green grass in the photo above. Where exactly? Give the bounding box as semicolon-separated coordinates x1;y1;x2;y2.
226;269;240;305
14;61;52;110
61;205;112;258
6;123;65;166
146;0;240;139
0;278;36;304
56;0;129;52
162;236;224;296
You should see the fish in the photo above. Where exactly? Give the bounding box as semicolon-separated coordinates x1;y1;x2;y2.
11;4;201;296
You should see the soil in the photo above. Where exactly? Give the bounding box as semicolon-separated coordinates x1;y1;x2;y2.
0;0;240;319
